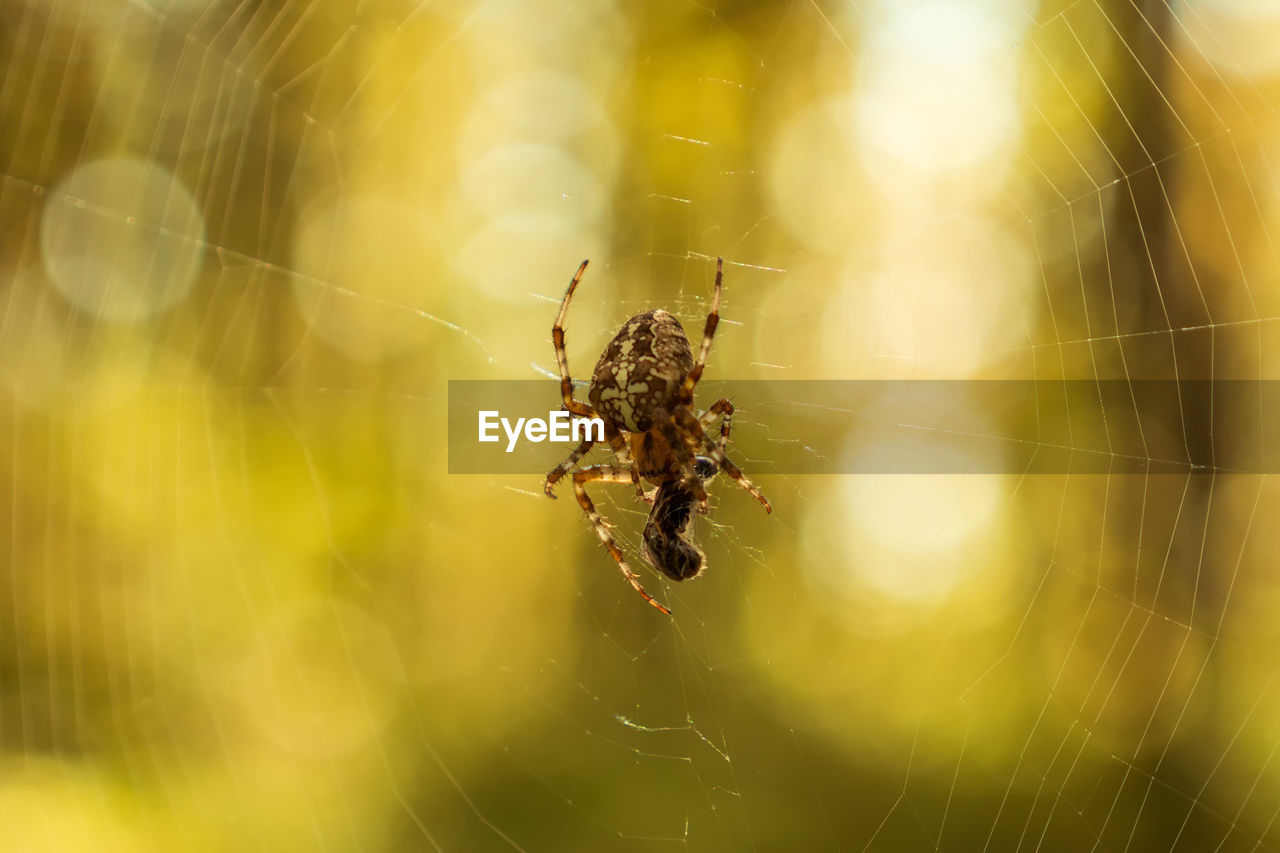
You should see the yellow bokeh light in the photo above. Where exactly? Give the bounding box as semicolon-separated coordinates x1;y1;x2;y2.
1178;0;1280;78
854;0;1025;194
821;213;1034;375
0;759;151;853
291;195;447;363
768;97;875;254
41;157;205;323
458;213;604;305
461;143;605;223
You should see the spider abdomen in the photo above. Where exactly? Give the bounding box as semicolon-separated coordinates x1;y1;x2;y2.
587;310;693;433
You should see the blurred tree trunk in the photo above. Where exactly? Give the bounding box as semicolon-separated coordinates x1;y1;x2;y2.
1105;1;1223;848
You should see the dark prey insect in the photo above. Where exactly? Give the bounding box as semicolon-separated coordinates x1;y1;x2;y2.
543;258;772;614
641;455;719;583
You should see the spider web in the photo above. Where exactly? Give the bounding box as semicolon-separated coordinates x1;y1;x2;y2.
1;0;1279;850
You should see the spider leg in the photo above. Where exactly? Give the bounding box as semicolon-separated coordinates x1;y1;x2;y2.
552;260;602;419
544;437;595;498
572;466;672;615
674;406;771;514
680;257;723;402
634;474;653;503
599;422;648;502
658;413;709;511
698;397;734;449
605;422;633;465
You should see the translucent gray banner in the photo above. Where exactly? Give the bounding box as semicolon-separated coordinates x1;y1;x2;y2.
448;380;1278;474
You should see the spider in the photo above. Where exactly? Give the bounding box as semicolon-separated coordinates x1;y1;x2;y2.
543;258;772;615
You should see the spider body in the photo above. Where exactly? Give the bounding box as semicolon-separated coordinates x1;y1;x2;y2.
543;259;772;615
631;428;682;483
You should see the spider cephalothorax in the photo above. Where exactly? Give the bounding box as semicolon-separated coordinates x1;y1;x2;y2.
543;258;771;615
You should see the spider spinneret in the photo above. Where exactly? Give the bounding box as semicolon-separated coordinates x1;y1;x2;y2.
543;258;772;615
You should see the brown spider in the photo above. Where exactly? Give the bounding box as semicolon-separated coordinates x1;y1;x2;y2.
543;258;772;615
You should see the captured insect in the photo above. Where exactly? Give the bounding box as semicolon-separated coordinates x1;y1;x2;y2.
543;258;772;614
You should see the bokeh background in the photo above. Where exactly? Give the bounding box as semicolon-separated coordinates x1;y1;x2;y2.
3;0;1280;849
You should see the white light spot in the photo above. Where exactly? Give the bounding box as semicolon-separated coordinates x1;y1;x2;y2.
462;143;605;223
821;214;1033;374
840;472;1001;602
854;0;1023;190
768;99;874;252
460;71;608;149
799;390;1024;633
41;157;205;323
458;214;603;305
1178;0;1280;77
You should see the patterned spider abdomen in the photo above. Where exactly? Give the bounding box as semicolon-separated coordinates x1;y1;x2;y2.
588;310;693;433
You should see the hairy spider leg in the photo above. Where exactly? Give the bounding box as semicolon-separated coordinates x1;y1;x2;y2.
546;408;636;499
552;259;603;419
605;422;632;464
601;423;648;502
544;436;594;497
658;414;711;513
572;465;673;615
698;397;734;449
680;256;723;402
674;405;771;514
